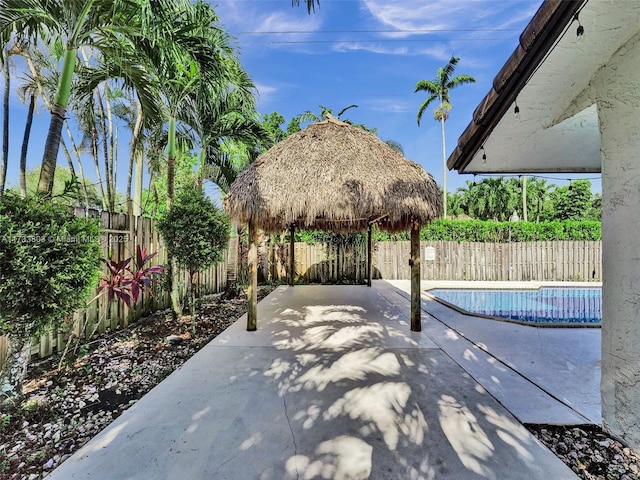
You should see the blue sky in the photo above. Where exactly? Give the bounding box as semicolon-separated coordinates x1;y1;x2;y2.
2;0;601;198
215;0;601;194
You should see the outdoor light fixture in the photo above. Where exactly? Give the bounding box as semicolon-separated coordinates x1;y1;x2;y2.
473;174;477;187
514;101;521;119
481;146;487;164
574;12;584;38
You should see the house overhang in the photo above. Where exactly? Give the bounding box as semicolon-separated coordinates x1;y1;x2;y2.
447;0;640;175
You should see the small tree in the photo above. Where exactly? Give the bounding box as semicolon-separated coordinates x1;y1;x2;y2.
0;194;101;406
157;187;229;323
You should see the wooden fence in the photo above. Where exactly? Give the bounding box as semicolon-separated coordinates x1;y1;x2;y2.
266;240;602;283
0;210;227;367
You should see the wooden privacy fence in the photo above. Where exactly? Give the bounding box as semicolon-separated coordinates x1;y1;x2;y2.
0;210;227;367
265;240;602;283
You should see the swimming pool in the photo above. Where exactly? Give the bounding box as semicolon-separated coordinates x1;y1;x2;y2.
426;287;601;326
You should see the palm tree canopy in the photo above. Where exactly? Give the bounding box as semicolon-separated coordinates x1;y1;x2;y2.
414;56;476;125
292;0;319;14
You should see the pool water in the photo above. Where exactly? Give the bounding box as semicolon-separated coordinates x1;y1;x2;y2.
427;287;601;326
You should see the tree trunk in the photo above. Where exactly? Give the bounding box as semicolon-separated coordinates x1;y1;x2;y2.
247;220;257;331
1;50;10;196
128;101;143;215
166;116;177;209
64;122;90;209
60;139;76;178
133;149;144;216
19;94;35;198
91;131;107;210
97;92;114;211
38;104;67;195
410;223;421;332
225;222;239;292
289;225;295;287
38;47;77;195
522;175;528;222
367;223;373;287
440;114;447;219
0;336;31;408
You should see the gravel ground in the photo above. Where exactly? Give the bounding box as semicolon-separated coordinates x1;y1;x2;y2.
1;285;639;479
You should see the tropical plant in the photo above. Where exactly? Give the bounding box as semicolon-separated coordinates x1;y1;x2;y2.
0;0;163;196
551;179;593;221
0;47;9;196
415;56;475;219
292;0;319;13
0;193;102;405
98;245;163;307
157;186;229;323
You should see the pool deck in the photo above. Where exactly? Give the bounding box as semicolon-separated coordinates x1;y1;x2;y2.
46;280;600;480
387;280;601;425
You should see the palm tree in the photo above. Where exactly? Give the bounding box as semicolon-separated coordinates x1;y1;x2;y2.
0;0;168;196
292;0;319;13
0;47;10;195
415;56;475;219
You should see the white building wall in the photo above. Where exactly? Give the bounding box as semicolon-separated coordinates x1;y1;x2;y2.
595;30;640;448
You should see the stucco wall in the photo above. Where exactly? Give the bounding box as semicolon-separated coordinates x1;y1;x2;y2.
596;30;640;447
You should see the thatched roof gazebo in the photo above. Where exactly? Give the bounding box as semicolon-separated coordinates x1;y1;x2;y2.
224;118;442;331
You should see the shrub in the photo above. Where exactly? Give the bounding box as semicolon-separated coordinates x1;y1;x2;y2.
157;187;229;319
0;194;102;404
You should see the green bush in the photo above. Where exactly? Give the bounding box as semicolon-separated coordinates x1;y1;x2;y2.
0;194;102;339
292;219;601;244
157;187;229;274
0;194;102;405
419;219;601;242
157;187;229;319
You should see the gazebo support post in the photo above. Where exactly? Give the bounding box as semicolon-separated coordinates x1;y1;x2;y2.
410;223;421;331
289;225;295;287
367;223;373;287
247;220;257;331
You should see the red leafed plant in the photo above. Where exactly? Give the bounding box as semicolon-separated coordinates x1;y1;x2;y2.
98;246;164;307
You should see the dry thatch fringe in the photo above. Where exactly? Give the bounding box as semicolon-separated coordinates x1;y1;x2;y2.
224;118;442;233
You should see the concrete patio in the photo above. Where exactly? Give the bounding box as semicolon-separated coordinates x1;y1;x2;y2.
47;281;599;479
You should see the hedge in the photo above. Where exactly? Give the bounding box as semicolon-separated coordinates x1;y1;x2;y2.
291;219;601;244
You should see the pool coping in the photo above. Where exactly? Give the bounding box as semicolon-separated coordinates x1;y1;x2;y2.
423;282;602;329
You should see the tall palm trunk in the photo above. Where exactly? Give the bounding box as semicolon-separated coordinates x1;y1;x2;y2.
128;101;143;215
64;121;90;208
91;131;107;210
38;48;77;195
96;92;114;211
166;116;177;208
439;95;447;219
19;94;35;198
166;115;181;316
133;149;144;216
0;49;9;196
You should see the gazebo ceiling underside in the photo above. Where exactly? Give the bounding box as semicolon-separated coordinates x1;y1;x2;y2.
224;119;442;233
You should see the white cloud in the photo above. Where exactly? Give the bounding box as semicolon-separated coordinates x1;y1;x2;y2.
332;42;409;55
254;82;278;104
365;98;413;114
215;1;323;53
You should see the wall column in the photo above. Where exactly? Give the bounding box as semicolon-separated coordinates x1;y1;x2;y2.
596;31;640;448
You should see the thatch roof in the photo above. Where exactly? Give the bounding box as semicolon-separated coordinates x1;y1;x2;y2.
224;118;442;233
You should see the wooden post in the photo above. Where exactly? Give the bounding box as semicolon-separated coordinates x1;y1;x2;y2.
367;223;373;287
410;223;421;331
247;220;257;331
289;224;295;287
